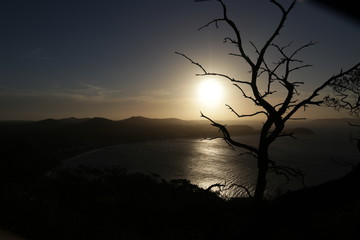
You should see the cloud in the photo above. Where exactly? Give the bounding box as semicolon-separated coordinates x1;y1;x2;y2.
56;84;124;100
0;84;183;103
135;89;174;102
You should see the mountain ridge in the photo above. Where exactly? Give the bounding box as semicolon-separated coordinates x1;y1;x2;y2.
2;115;346;139
0;116;259;142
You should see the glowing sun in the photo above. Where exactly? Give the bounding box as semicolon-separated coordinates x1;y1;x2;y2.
197;79;223;104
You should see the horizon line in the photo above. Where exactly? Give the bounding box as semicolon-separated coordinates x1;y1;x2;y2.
0;115;357;122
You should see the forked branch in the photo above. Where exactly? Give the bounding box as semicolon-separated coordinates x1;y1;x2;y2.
284;63;360;121
175;52;251;85
269;160;305;186
200;112;258;154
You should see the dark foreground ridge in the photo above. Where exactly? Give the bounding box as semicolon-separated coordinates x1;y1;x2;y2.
1;165;360;240
1;166;247;240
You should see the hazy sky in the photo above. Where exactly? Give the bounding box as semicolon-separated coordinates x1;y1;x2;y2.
0;0;359;121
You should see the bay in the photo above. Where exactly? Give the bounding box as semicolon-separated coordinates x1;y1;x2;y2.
61;121;360;198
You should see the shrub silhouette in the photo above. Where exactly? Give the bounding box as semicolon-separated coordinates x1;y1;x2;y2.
0;166;251;240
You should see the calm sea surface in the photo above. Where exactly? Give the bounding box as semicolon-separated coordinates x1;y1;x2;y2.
62;122;359;198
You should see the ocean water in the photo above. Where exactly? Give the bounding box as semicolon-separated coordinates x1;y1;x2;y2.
62;121;359;198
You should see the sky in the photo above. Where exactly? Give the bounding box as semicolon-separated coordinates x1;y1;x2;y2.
0;0;359;121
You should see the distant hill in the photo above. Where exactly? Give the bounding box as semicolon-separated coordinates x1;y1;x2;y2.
59;117;90;124
311;118;355;123
76;117;118;129
26;118;70;129
119;116;188;126
0;116;259;141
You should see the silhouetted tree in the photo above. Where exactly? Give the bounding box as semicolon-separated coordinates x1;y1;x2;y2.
325;68;360;151
324;67;360;117
176;0;360;203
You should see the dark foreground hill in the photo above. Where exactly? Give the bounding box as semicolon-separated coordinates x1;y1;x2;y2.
1;165;359;240
0;166;247;240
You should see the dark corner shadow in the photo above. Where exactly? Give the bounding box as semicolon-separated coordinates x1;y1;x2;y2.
268;160;360;239
309;0;360;24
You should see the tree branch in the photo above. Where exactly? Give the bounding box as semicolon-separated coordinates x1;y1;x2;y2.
198;18;223;31
269;160;305;186
225;104;268;118
174;52;207;74
278;132;297;139
200;112;259;154
285;63;360;121
206;182;253;198
232;83;259;105
226;183;253;198
324;67;360;116
175;52;250;85
255;0;297;70
217;0;255;68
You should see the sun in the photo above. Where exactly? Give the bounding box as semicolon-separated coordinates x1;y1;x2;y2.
197;79;223;105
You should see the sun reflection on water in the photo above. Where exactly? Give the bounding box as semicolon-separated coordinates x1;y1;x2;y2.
179;138;258;198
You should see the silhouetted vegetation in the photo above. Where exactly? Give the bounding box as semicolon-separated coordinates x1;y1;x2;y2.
325;67;360;117
178;0;360;203
0;166;251;240
1;164;360;240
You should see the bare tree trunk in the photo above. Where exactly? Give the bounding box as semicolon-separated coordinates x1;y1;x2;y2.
254;161;267;202
252;119;273;202
254;144;270;203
